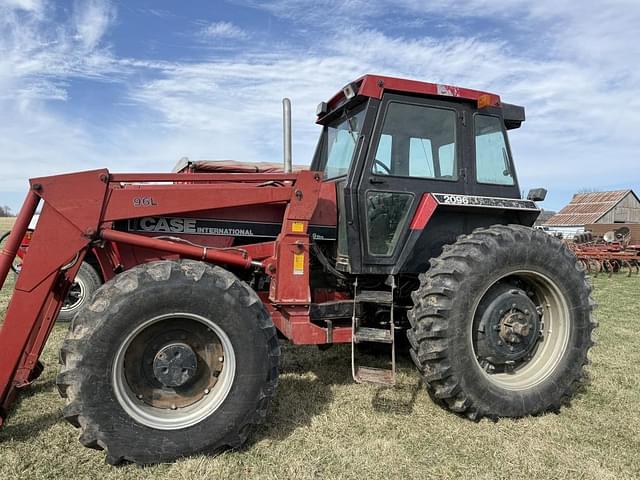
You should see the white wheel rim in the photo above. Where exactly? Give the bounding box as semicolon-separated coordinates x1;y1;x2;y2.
471;270;571;391
112;312;236;430
60;277;86;312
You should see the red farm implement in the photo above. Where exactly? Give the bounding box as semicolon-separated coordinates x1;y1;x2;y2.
569;236;640;277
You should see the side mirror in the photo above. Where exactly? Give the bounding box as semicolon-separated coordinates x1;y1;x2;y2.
527;188;547;202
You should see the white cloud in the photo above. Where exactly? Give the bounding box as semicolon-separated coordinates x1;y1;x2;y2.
0;0;638;212
199;21;248;40
0;0;122;105
0;0;43;13
73;0;116;51
233;1;640;203
125;22;639;200
0;0;125;208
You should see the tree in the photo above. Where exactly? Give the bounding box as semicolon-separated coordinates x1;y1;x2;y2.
0;205;13;217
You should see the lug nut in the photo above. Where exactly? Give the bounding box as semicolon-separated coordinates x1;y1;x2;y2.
171;404;177;410
204;388;210;395
218;356;224;363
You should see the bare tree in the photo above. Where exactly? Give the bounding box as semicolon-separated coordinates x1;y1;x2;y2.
0;205;13;217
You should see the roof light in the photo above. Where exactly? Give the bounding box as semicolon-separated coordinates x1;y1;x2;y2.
342;83;357;100
316;101;328;116
477;94;492;109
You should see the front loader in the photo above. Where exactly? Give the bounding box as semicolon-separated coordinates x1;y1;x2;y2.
0;75;596;464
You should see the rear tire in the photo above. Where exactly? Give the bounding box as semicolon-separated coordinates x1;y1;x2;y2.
57;262;101;322
57;260;279;465
407;225;596;420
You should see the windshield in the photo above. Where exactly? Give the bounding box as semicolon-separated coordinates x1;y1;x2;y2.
321;107;366;179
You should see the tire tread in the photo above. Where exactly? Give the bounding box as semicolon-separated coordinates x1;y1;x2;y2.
407;224;596;420
57;260;279;465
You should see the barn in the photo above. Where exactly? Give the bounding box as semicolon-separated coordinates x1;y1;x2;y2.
543;190;640;238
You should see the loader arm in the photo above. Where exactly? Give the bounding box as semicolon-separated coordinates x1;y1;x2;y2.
0;168;322;426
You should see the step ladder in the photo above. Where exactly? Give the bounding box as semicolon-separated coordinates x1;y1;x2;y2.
351;278;396;387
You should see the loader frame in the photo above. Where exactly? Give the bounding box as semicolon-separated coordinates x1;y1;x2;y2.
0;168;351;425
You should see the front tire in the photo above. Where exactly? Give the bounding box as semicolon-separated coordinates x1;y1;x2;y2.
57;260;279;465
407;225;596;420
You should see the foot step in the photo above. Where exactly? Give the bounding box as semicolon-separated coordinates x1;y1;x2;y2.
354;366;395;386
354;327;392;343
356;290;393;304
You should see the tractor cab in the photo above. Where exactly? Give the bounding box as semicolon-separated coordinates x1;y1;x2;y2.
310;74;533;275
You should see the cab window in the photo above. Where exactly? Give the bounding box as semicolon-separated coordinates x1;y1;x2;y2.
322;107;366;179
475;114;515;185
371;102;457;180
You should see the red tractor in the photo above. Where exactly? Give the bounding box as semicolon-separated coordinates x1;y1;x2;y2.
0;75;595;465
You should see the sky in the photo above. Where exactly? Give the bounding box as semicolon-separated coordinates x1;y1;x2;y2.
0;0;638;213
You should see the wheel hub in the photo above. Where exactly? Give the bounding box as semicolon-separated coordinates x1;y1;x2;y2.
477;287;541;365
152;342;198;388
499;311;531;344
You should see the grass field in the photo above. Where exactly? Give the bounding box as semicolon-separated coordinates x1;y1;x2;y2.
0;217;15;233
0;217;639;479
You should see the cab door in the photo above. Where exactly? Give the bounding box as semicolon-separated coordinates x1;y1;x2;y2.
352;93;471;273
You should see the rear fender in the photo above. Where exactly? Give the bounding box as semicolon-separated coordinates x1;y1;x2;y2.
394;193;540;274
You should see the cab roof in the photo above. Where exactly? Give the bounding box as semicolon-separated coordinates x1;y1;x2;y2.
318;74;524;128
365;74;498;103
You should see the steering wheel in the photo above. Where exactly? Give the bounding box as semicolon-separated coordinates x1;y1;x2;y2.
373;159;391;175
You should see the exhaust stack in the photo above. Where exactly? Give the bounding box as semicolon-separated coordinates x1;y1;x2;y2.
282;98;292;173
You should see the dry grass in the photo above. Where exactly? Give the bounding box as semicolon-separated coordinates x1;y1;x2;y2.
0;217;16;234
0;214;638;479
